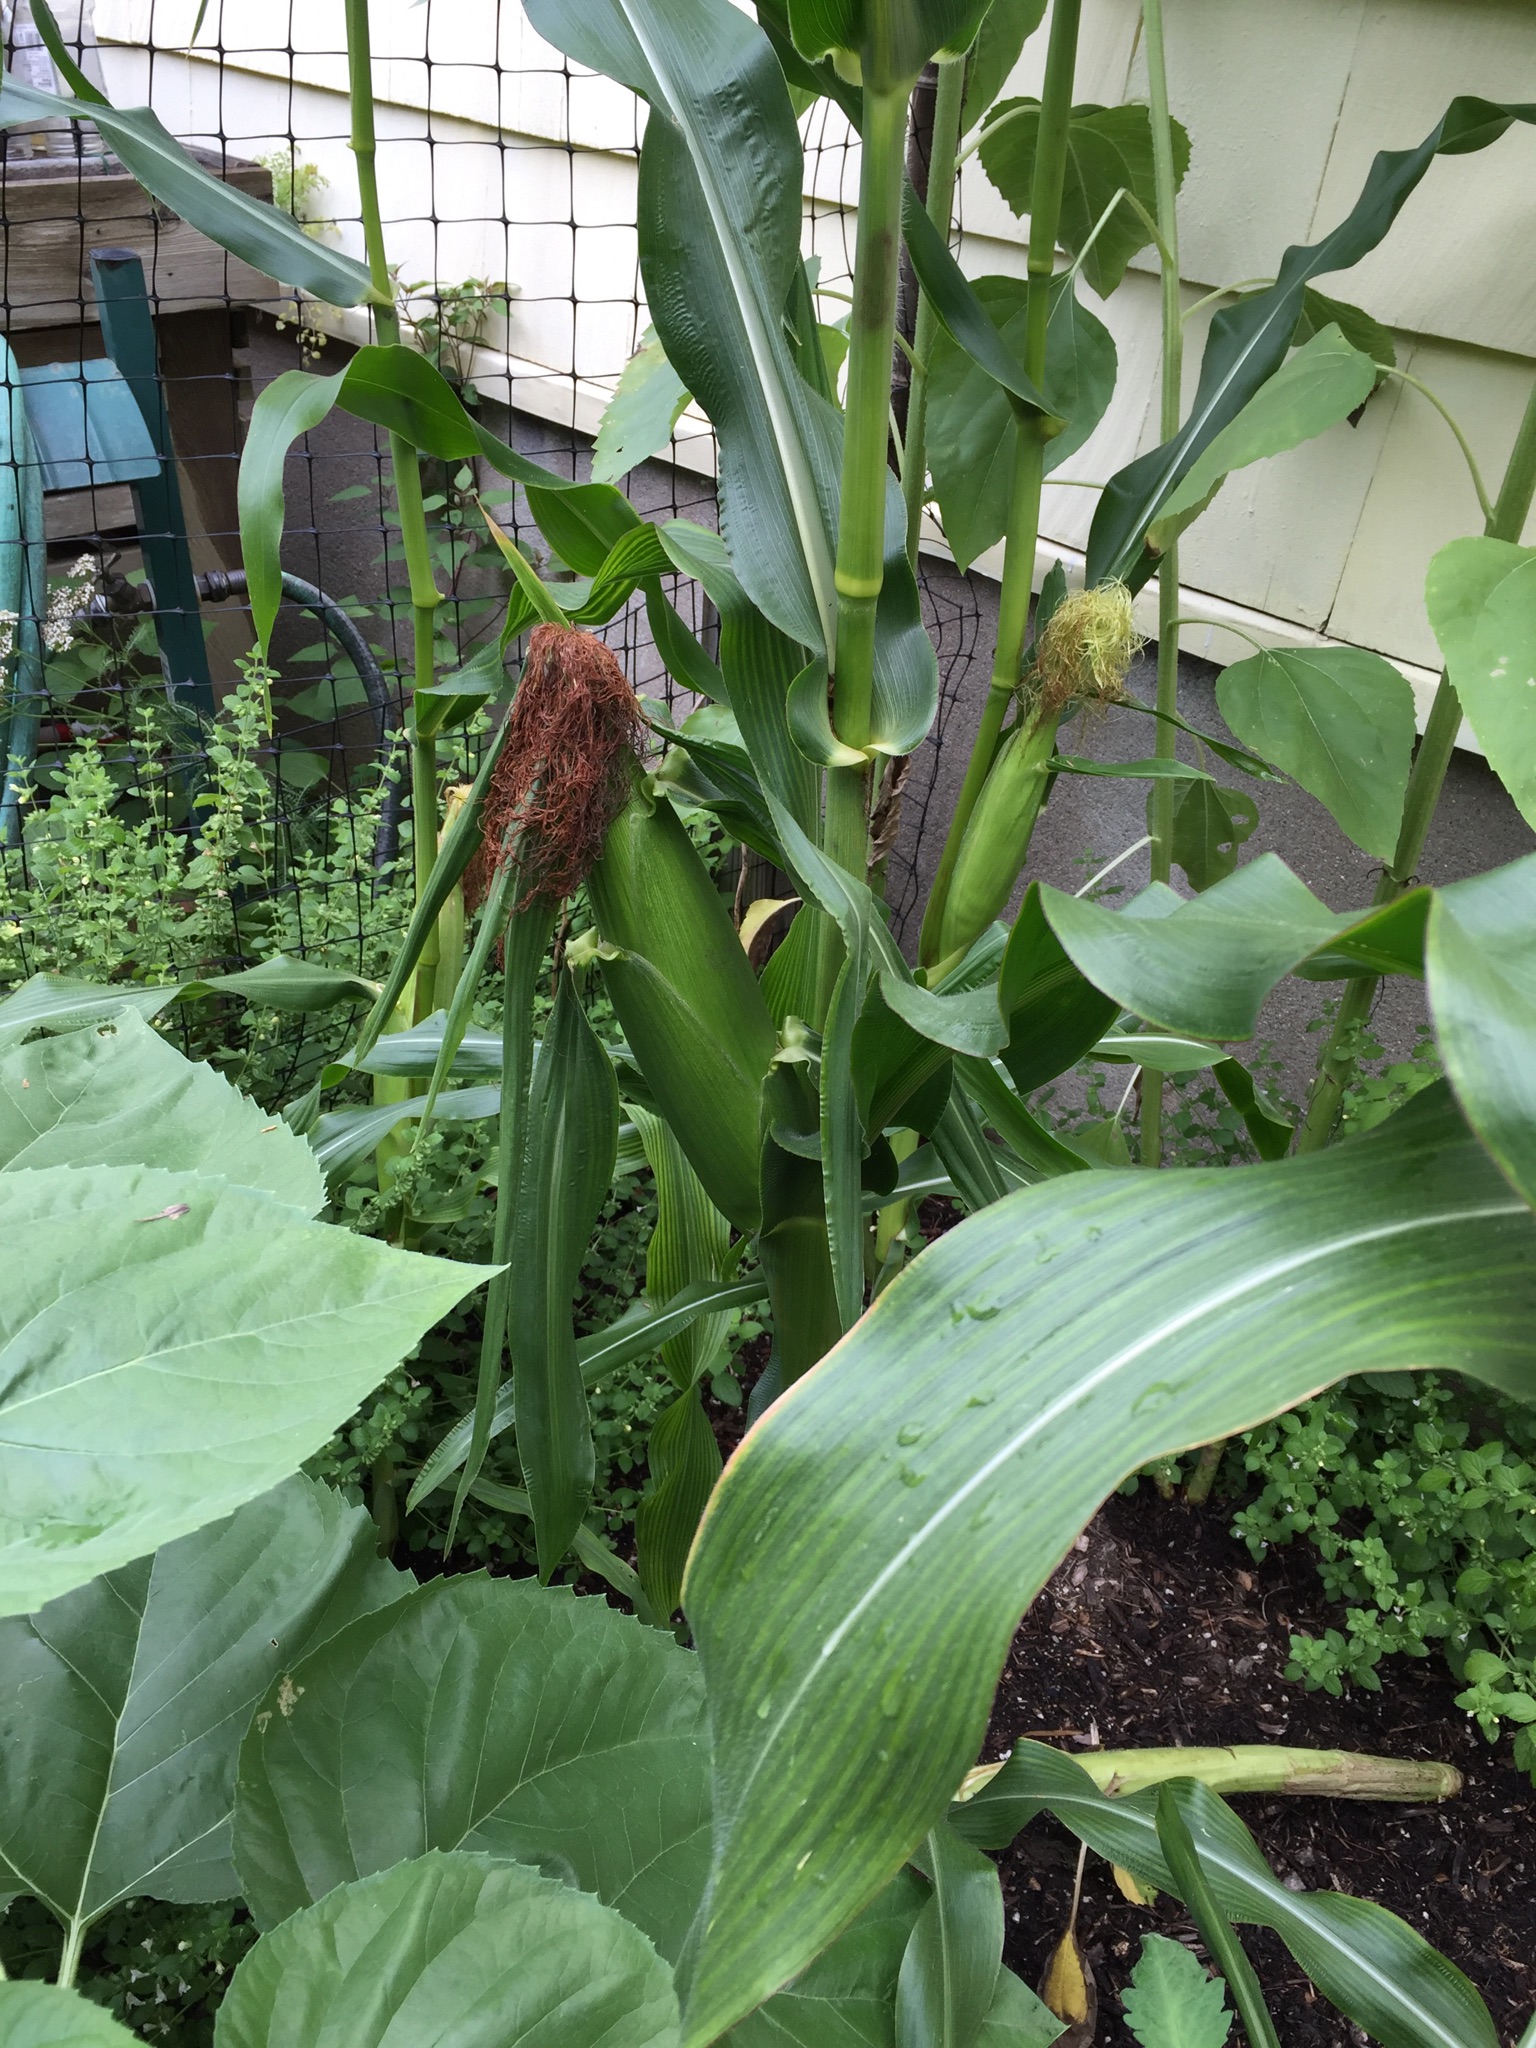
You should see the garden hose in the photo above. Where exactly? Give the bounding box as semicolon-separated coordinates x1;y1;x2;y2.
195;566;404;873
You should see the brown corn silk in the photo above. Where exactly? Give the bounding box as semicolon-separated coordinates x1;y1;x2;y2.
470;624;642;910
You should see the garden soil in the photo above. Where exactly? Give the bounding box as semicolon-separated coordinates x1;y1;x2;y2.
990;1488;1533;2047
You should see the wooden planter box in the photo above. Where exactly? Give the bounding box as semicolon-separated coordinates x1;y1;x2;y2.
0;144;274;329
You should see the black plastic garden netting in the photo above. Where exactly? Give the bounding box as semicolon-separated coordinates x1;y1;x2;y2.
0;1;990;1042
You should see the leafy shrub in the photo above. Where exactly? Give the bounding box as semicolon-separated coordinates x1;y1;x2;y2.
0;1896;253;2047
1234;1373;1536;1783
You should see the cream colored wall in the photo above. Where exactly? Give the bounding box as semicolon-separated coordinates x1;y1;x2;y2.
96;0;1536;729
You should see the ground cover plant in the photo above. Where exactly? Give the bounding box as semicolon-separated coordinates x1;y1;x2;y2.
3;0;1536;2043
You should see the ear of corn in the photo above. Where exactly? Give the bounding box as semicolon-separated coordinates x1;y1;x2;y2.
589;784;777;1234
936;709;1060;965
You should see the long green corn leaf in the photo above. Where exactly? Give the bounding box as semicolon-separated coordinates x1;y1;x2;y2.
1088;96;1536;588
0;77;381;308
517;969;617;1575
675;1085;1536;2042
1426;852;1536;1209
630;1106;734;1614
406;1278;768;1512
529;0;936;755
448;906;552;1549
348;717;513;1073
895;1818;1006;2048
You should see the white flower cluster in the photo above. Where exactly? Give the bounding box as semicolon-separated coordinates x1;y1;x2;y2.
43;554;98;655
0;611;16;665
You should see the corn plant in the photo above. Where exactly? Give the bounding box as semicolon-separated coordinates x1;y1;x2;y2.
5;1;1536;2044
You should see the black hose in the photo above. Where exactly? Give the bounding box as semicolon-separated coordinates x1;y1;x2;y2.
195;567;405;874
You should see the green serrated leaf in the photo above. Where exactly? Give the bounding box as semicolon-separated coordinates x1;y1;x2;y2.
0;1478;408;1948
1122;1933;1245;2048
214;1852;679;2048
978;99;1189;298
233;1575;711;1960
1215;646;1414;861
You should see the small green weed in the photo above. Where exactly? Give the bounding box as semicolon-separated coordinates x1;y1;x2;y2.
1234;1373;1536;1785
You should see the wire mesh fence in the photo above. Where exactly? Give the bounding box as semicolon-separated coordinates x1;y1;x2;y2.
0;0;990;1038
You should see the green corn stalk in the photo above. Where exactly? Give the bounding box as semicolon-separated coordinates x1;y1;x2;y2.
1139;0;1184;1168
587;781;777;1237
345;0;444;1021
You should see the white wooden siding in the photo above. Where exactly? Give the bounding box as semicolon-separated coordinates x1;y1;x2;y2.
95;0;1536;727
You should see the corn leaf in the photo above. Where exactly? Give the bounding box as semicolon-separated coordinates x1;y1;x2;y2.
1089;96;1536;589
0;77;381;308
675;1085;1536;2042
1427;852;1536;1211
407;1277;768;1512
956;1754;1495;2048
1145;326;1378;553
530;0;936;756
895;1819;1006;2048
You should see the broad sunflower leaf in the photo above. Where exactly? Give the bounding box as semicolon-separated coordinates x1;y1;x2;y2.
1040;855;1428;1041
977;99;1188;298
0;1982;141;2046
215;1852;679;2048
233;1575;711;1963
1215;646;1414;861
0;1478;407;1944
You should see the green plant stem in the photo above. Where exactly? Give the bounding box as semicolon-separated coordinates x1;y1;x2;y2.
1155;1785;1283;2048
1298;368;1536;1152
821;77;909;1009
917;0;1082;969
903;55;966;567
1381;367;1494;525
961;1744;1461;1805
1139;0;1182;1167
55;1920;85;1990
347;0;443;1015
